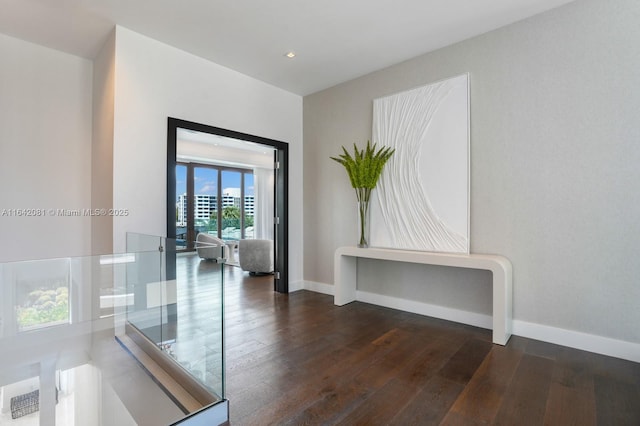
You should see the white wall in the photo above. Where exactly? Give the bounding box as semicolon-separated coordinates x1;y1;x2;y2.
91;30;116;256
0;33;93;262
303;0;640;355
111;27;304;285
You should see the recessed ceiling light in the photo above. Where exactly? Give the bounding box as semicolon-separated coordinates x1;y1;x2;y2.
284;51;296;59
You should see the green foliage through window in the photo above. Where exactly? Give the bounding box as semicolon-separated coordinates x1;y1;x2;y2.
17;285;69;329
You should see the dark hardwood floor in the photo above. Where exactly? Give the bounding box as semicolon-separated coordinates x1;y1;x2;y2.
219;263;640;425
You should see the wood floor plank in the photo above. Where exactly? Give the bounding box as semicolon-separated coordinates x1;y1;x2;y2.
388;375;465;425
275;328;419;425
543;348;597;426
543;382;597;426
494;353;554;425
334;377;422;426
394;336;466;390
441;345;523;425
228;380;276;424
438;338;493;385
594;374;640;426
237;328;413;425
333;335;464;425
586;350;640;386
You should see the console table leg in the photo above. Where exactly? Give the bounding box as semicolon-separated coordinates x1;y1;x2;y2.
335;254;357;305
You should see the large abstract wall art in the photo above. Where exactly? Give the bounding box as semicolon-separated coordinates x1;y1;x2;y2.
371;74;470;253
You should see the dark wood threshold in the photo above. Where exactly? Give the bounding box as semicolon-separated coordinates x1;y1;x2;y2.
120;322;220;413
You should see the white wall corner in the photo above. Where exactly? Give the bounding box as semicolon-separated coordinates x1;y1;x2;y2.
288;280;305;293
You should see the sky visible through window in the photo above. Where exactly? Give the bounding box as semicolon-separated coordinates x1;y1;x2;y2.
176;166;254;196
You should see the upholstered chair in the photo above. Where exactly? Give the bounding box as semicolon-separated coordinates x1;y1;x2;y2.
238;239;274;274
196;233;227;262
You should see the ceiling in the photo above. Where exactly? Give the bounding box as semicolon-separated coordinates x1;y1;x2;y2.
177;128;274;155
176;128;275;169
0;0;574;95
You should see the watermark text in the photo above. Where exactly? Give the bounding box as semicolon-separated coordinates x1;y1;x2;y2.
1;208;130;217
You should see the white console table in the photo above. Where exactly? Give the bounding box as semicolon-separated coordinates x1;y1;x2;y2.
334;246;513;345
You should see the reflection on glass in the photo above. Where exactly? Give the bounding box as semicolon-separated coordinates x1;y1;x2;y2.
176;164;188;250
244;173;255;239
125;233;225;399
14;259;70;331
1;375;40;423
221;170;241;241
194;166;218;241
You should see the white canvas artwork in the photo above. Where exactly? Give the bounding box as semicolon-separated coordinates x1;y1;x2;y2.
371;74;470;253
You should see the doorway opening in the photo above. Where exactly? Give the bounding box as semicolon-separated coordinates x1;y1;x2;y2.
167;118;289;293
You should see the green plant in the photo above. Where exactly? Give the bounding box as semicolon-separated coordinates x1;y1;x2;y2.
17;286;69;329
331;141;395;246
222;206;241;219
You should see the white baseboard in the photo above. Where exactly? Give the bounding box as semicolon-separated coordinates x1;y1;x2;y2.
512;320;640;363
288;280;305;292
356;290;493;330
300;280;335;295
298;281;640;363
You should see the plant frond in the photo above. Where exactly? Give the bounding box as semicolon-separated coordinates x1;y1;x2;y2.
330;141;395;190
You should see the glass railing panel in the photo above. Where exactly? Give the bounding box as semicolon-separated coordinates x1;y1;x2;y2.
0;250;193;425
124;232;163;338
93;253;134;320
125;232;163;253
172;247;225;398
126;232;226;400
123;250;165;343
1;236;227;423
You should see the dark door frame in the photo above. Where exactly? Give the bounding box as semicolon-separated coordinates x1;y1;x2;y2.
167;117;289;293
